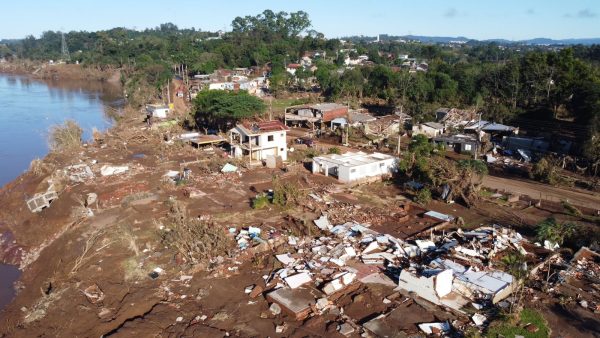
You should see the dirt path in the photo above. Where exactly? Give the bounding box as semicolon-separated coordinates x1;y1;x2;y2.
482;175;600;210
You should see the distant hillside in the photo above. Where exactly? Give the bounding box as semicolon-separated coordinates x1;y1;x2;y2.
342;34;600;46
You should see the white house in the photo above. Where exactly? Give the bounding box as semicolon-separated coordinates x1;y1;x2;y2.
312;151;398;184
229;121;289;161
412;122;445;138
286;63;302;75
146;104;170;119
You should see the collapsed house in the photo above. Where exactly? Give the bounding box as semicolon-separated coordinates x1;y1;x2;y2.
284;103;349;129
311;151;398;184
436;108;478;128
229;121;289;161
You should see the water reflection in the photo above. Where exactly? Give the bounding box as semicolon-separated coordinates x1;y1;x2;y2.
0;74;123;186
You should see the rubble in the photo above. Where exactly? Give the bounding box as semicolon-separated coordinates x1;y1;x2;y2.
26;190;58;213
65;164;94;182
100;165;129;176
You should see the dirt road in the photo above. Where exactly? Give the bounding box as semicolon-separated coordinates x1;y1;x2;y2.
482;175;600;210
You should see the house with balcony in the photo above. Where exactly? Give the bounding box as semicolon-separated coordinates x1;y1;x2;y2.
229;121;289;161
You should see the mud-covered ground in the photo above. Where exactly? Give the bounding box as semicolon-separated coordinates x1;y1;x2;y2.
0;98;599;337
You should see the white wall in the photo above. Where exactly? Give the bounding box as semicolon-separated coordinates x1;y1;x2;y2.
257;131;288;161
312;156;396;183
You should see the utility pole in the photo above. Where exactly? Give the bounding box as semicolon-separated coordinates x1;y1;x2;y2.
474;112;481;160
397;105;403;155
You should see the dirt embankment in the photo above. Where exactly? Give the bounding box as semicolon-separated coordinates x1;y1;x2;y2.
0;60;121;83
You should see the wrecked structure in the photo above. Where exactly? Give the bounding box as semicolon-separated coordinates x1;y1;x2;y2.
284;103;348;129
311;151;397;184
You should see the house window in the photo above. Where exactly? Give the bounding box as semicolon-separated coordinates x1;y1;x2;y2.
464;144;472;151
280;133;284;137
380;163;385;167
268;135;274;142
350;169;356;173
280;148;284;152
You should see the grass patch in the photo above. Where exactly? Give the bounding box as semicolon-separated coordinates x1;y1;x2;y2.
48;119;83;152
487;308;549;338
122;257;146;282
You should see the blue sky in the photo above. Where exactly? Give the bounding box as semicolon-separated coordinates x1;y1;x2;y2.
1;0;599;40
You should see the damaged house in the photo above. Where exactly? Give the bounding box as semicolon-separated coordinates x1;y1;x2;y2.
412;122;445;138
285;103;349;130
312;151;397;184
229;121;289;161
436;108;478;129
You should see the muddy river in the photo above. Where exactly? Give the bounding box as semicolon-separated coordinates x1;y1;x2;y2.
0;73;123;311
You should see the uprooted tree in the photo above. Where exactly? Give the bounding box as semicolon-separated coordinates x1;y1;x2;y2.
159;200;232;264
397;134;488;207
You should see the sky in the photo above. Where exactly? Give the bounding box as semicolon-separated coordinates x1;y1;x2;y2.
1;0;599;40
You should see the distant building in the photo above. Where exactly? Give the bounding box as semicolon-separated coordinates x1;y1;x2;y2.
285;103;349;129
412;122;445;138
229;120;289;161
433;134;479;154
286;63;302;75
312;151;398;184
146;104;170;119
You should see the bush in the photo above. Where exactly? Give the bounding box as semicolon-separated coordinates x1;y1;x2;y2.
252;194;270;209
49;120;83;152
536;217;578;245
530;157;559;185
272;177;305;208
414;188;432;205
328;147;341;155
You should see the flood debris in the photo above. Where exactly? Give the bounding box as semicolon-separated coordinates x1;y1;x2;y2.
100;165;129;176
26;190;58;213
65;164;94;182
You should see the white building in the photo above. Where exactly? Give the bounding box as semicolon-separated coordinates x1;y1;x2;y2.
229;121;289;161
411;122;445;138
312;151;397;184
209;82;235;91
145;104;170;119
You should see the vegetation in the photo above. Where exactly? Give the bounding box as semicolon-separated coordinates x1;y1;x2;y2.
193;90;266;130
536;217;578;245
252;194;270;209
530;157;560;185
414;188;432;205
159;200;232;264
1;9;598;165
327;147;341;155
48;120;83;152
398;135;488;206
486;308;549;338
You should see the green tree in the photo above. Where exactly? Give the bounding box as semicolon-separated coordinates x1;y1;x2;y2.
193;90;266;130
536;217;578;245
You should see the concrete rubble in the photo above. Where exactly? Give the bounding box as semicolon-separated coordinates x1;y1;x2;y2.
241;208;542;335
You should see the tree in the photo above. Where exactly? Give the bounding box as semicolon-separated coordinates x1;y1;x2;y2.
193;90;266;131
536;217;578;246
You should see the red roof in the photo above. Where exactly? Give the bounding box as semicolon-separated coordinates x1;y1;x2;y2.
286;63;301;69
242;120;289;134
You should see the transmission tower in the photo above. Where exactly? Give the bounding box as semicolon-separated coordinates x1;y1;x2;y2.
61;32;70;62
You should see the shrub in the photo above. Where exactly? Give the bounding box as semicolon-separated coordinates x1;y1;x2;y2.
536;217;578;245
530;157;559;185
49;120;83;152
414;188;432;205
328;147;341;155
252;194;270;209
272;177;305;208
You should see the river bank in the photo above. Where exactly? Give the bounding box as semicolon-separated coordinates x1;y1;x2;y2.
0;68;125;321
0;60;121;83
